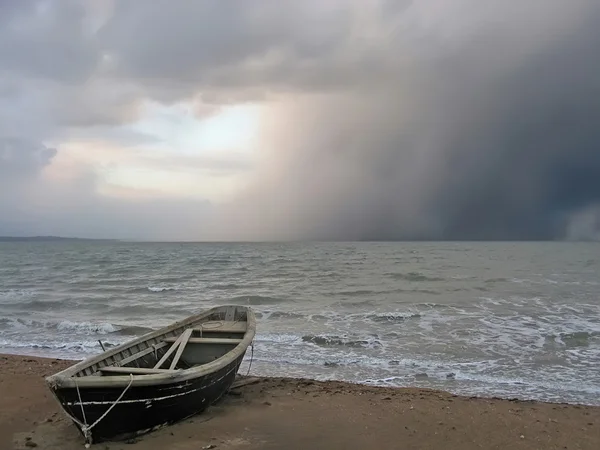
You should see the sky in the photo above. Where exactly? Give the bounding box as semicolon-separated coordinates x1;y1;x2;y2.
1;0;600;241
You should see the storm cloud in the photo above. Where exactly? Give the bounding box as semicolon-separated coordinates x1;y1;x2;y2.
208;0;600;241
1;0;600;241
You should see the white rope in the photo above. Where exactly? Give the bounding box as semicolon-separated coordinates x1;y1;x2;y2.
75;380;87;427
198;320;224;338
246;341;254;376
69;374;135;447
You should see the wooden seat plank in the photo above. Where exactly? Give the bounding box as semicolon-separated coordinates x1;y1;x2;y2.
154;331;187;369
163;337;243;345
99;367;178;375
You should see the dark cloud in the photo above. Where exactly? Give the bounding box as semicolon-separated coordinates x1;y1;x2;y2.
209;0;600;241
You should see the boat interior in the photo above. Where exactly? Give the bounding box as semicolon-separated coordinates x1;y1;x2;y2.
73;306;250;378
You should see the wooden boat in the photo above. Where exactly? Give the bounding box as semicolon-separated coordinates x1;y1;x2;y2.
45;305;256;445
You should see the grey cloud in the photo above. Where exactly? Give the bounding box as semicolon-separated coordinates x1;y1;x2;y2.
0;138;57;178
97;0;371;101
0;138;57;225
0;0;98;83
0;1;142;140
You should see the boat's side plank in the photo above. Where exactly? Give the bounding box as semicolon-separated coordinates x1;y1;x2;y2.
154;331;187;369
163;337;243;345
169;328;193;370
99;367;179;375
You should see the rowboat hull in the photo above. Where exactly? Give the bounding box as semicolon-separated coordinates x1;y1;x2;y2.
45;305;255;444
53;354;244;442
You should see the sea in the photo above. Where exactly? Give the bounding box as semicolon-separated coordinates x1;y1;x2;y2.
0;241;599;405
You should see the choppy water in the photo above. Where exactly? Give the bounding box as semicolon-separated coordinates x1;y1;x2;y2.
1;241;599;405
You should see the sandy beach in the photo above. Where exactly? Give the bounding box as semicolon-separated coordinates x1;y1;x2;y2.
1;354;599;450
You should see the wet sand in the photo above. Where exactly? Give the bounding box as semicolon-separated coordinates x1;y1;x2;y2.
1;353;599;450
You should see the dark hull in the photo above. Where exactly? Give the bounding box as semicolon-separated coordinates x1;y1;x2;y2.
51;352;245;443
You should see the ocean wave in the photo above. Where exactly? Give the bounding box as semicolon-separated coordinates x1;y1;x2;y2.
250;308;434;325
254;332;384;350
364;312;422;324
105;303;181;315
0;289;35;299
509;277;595;286
56;320;118;334
224;295;290;305
302;334;383;349
259;311;306;320
147;286;179;292
0;338;121;351
333;299;377;308
330;287;442;298
252;308;430;324
387;272;445;282
208;282;248;290
0;317;153;336
0;298;74;310
546;331;600;347
484;278;509;283
335;289;379;297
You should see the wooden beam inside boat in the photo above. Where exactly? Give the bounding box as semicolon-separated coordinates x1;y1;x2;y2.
154;331;187;369
163;337;243;345
169;328;193;370
99;367;179;375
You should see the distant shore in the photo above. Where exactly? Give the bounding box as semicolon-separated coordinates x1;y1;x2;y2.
2;353;599;450
0;236;120;242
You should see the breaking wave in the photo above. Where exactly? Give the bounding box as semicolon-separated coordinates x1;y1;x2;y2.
0;317;152;336
147;286;179;292
302;334;383;349
364;312;422;323
0;338;121;352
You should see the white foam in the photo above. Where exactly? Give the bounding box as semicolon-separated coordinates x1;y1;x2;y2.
147;286;178;292
0;289;34;300
0;337;121;351
0;317;122;334
56;320;118;334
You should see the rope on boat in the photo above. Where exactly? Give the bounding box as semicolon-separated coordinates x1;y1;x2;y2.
246;341;254;376
198;320;225;337
69;374;134;447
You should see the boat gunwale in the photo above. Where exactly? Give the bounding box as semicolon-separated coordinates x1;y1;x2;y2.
45;305;256;389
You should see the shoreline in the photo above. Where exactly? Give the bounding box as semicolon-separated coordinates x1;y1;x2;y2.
3;348;598;408
2;353;599;449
